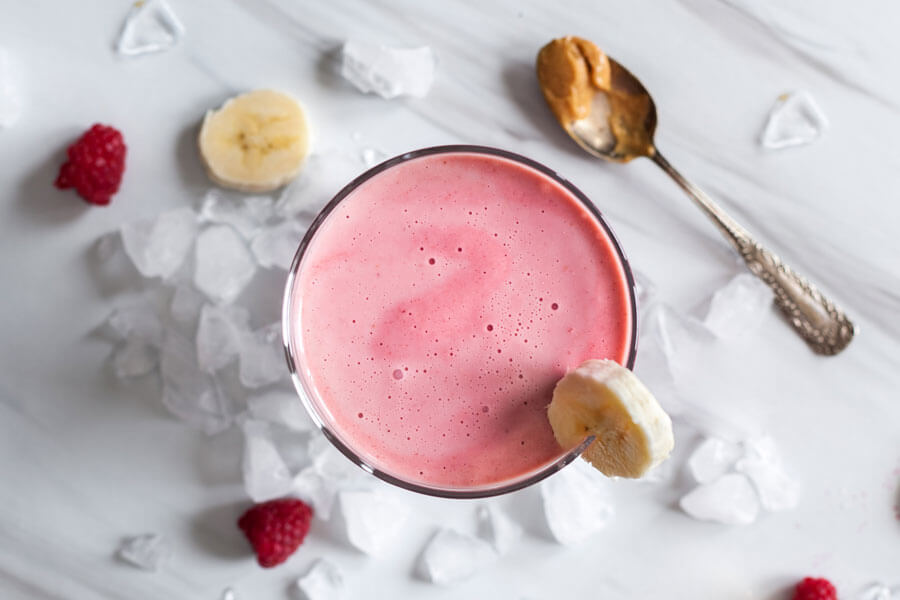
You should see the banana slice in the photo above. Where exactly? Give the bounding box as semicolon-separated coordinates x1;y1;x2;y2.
198;89;310;192
548;359;673;478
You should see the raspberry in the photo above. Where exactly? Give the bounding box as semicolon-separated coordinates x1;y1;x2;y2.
54;124;126;205
793;577;838;600
237;498;313;568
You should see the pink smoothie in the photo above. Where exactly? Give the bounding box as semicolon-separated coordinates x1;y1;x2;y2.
288;150;633;490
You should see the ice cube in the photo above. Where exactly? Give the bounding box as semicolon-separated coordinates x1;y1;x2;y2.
293;467;339;520
107;300;165;347
688;437;742;483
631;268;657;313
293;436;361;519
341;41;436;99
540;460;614;545
113;339;157;378
194;225;257;304
360;147;387;168
680;473;760;525
860;583;896;600
121;207;198;279
117;533;171;571
115;0;185;57
735;436;800;512
760;91;828;150
336;490;407;556
246;391;314;431
0;48;23;128
295;559;344;600
198;189;275;239
250;220;305;270
238;323;286;388
241;419;294;502
476;504;523;555
160;331;233;434
273;153;360;220
196;304;250;373
703;273;773;339
221;588;238;600
417;528;496;585
169;284;205;328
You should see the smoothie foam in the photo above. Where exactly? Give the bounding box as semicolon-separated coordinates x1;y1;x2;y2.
289;151;633;489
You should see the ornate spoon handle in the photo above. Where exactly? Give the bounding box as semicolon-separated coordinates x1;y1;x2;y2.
651;151;855;355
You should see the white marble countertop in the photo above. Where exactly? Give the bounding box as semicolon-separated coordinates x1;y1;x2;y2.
2;1;899;598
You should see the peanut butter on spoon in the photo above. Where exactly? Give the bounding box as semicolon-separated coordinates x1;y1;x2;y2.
534;36;855;356
537;36;655;161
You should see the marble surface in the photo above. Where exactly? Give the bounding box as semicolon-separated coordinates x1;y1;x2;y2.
2;1;899;598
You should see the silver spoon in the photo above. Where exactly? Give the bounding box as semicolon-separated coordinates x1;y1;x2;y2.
536;36;854;356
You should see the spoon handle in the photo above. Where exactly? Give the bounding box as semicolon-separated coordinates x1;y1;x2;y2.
650;151;854;355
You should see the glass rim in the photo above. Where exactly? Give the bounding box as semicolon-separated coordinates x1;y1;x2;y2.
282;144;638;499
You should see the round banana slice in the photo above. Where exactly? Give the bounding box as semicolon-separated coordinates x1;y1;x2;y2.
198;89;310;192
548;359;674;478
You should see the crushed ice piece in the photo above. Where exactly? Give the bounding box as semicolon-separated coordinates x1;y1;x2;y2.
295;559;344;600
121;208;198;279
341;41;436;99
417;528;496;585
115;0;185;57
540;459;614;545
169;284;205;328
273;153;360;220
476;504;523;555
117;533;171;571
680;473;760;525
194;225;257;304
221;588;238;600
196;303;249;373
160;331;233;434
860;583;898;600
293;467;339;520
293;435;361;519
760;91;828;150
113;339;157;378
241;419;293;502
703;273;773;339
360;147;387;168
107;301;165;347
198;190;274;239
247;391;314;431
250;220;305;270
0;48;23;128
631;268;657;312
238;323;286;388
307;435;359;481
735;436;800;512
336;490;407;556
688;437;742;483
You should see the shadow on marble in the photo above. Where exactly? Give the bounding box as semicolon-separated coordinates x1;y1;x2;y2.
174;93;234;194
16;132;91;226
191;426;243;487
500;60;586;156
315;44;346;91
189;499;253;561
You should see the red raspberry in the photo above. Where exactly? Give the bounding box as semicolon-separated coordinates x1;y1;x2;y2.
237;498;313;568
54;124;126;205
793;577;838;600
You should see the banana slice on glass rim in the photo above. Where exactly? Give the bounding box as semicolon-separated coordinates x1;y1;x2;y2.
198;89;310;192
548;359;674;478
